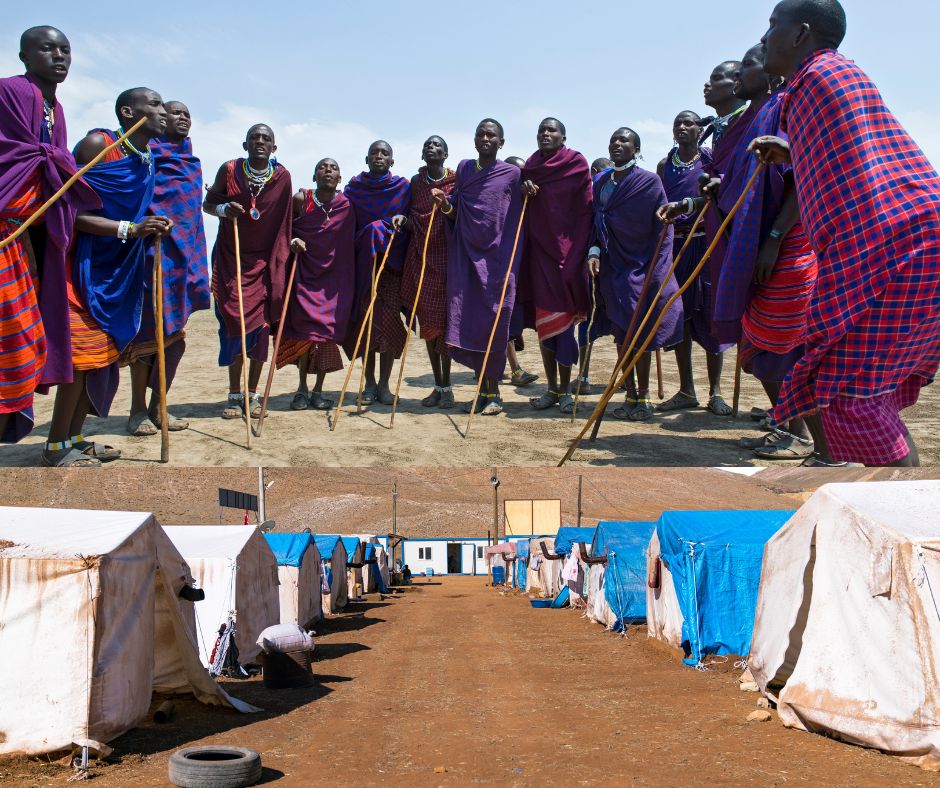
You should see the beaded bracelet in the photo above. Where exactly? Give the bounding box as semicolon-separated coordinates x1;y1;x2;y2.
117;220;130;242
215;203;229;219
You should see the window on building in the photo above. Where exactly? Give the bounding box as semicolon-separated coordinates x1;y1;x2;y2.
477;546;484;559
418;547;432;560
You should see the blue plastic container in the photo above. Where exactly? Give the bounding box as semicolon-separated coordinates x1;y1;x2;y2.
492;566;506;585
530;599;553;608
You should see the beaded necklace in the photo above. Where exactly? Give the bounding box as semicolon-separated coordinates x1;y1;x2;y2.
426;166;449;183
121;132;153;171
671;146;701;171
712;105;747;144
243;159;275;220
312;189;336;225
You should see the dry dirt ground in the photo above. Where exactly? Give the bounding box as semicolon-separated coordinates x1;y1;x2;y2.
3;310;938;467
2;466;935;537
2;577;933;787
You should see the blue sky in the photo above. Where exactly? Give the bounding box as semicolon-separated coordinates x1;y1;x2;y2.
6;0;938;195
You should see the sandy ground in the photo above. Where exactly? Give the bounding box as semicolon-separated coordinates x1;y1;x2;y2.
4;309;938;467
2;577;932;787
2;466;935;537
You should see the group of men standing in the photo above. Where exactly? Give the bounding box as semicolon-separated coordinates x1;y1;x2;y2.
2;0;938;468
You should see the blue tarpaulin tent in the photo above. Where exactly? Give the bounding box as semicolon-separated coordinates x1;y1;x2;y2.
363;543;388;593
553;527;596;556
654;510;795;665
590;521;656;629
341;536;362;563
314;535;341;587
263;532;315;567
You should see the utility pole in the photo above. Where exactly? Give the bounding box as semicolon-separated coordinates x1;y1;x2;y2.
258;466;266;523
577;474;583;527
491;467;500;544
392;479;398;565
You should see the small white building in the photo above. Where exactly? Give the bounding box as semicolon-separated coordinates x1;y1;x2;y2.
402;538;491;576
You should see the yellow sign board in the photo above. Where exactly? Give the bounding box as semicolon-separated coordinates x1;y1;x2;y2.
503;499;562;536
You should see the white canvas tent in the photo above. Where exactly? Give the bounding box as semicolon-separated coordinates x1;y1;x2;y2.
314;535;349;614
163;526;280;667
353;534;390;592
527;537;562;598
0;507;253;757
749;481;940;770
264;533;323;628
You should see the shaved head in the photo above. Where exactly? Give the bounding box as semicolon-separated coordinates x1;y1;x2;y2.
19;25;66;51
777;0;847;48
247;123;275;142
114;87;152;119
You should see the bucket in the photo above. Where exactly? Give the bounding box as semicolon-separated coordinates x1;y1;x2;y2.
492;566;506;585
261;650;315;689
529;599;553;608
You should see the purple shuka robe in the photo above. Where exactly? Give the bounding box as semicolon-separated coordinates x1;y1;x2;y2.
660;146;724;354
0;75;99;387
446;159;524;379
592;166;683;351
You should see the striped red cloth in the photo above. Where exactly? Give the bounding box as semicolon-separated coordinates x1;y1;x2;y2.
774;49;940;425
275;338;343;373
0;174;44;417
401;167;455;344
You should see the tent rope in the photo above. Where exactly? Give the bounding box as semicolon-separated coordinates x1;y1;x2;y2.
917;547;940;626
686;541;706;669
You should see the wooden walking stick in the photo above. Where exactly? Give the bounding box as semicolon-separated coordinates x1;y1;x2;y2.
589;222;672;442
0;116;147;252
560;162;766;466
464;195;528;439
570;273;597;423
330;229;398;432
656;349;665;400
391;206;437;427
254;250;298;437
732;346;743;417
152;239;170;463
233;217;252;449
356;253;380;413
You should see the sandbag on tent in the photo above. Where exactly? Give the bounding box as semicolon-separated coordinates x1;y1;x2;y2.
314;535;349;614
0;507;254;758
163;526;280;670
749;481;940;770
648;509;794;665
342;536;365;599
552;526;596;606
264;533;323;628
586;521;655;629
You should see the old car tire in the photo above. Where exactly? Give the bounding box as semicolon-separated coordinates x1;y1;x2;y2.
168;746;262;787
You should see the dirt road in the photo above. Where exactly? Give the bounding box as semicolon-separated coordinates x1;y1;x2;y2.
3;577;927;786
4;311;937;467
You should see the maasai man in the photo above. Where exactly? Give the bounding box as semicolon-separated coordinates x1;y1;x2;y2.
655;111;715;414
751;0;940;466
204;124;292;420
275;158;353;410
588;128;683;422
710;46;821;461
0;26;98;447
503;155;538;388
661;61;747;417
521;118;593;415
124;100;210;436
43;88;170;467
344;141;410;406
399;136;456;408
433;119;524;415
575;155;617;394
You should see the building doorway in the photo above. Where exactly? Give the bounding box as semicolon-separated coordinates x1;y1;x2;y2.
447;543;461;574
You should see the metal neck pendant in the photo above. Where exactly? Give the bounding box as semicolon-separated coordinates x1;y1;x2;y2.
249;197;261;221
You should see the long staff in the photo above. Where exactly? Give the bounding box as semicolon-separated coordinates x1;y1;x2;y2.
588;222;673;441
330;230;397;431
233;218;251;448
254;251;298;437
356;253;380;413
656;350;665;400
731;347;743;417
464;195;528;439
0;116;147;252
570;274;597;423
153;240;170;463
560;163;766;466
391;206;437;427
